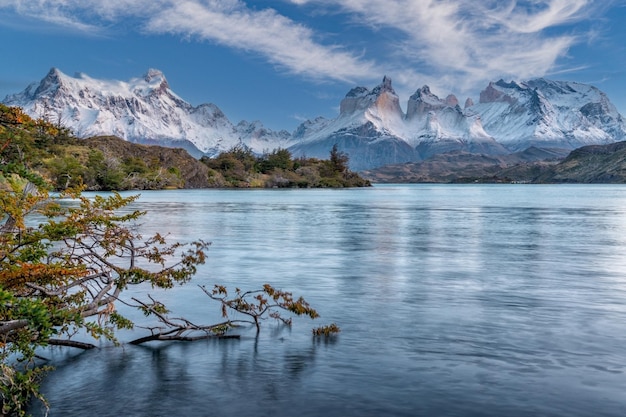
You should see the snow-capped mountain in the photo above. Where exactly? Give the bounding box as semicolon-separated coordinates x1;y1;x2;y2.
404;85;508;158
470;79;626;151
289;76;418;170
289;77;508;169
291;77;625;169
3;68;625;171
236;120;292;154
2;68;291;157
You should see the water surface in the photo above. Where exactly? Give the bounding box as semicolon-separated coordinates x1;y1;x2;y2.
33;185;626;416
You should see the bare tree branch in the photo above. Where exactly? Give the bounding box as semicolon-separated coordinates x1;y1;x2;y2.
47;339;96;350
0;319;29;335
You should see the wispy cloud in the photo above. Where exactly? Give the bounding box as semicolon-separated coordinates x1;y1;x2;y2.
0;0;613;97
289;0;602;95
144;1;376;82
0;0;101;32
0;0;376;82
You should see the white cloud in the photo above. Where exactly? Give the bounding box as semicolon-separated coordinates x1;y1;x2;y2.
288;0;601;95
489;0;592;33
0;0;377;83
144;1;376;82
0;0;613;98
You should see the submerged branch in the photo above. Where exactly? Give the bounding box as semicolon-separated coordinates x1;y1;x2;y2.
129;333;239;345
127;297;243;345
47;339;97;350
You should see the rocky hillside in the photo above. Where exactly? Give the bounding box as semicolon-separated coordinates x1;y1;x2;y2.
360;148;567;183
362;142;626;184
535;142;626;183
82;136;211;189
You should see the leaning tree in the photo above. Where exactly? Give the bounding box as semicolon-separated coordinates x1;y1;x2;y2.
0;106;337;416
0;176;334;416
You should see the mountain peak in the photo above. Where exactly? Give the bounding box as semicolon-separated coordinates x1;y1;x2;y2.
143;68;169;90
445;94;459;107
144;68;165;82
3;69;624;171
39;67;67;87
369;75;403;124
373;75;394;94
339;76;401;118
1;68;269;156
474;77;626;151
494;79;523;91
406;85;447;119
409;85;451;104
345;86;370;99
30;67;67;98
413;85;432;97
46;67;63;79
479;82;517;104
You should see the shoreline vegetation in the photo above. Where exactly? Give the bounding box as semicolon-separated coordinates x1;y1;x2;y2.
0;104;370;191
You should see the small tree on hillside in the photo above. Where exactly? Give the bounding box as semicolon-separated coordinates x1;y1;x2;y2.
259;148;294;173
329;144;349;174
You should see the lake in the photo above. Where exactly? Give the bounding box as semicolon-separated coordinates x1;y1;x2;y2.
31;184;626;416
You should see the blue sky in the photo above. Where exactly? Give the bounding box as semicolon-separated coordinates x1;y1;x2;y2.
0;1;625;131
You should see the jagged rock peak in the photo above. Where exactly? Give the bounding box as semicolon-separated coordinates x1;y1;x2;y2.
494;79;523;91
339;76;401;117
479;81;517;104
408;85;442;103
144;68;169;90
345;86;370;98
406;85;446;119
411;85;432;98
445;94;459;107
32;67;66;97
464;97;474;108
45;67;63;80
373;75;395;94
344;76;395;101
145;68;165;82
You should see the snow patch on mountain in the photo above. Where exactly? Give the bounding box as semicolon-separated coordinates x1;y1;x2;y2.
2;68;288;157
290;76;507;168
470;79;626;151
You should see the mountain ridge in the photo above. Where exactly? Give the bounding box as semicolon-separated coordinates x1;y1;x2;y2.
3;68;292;158
4;68;625;170
360;141;626;184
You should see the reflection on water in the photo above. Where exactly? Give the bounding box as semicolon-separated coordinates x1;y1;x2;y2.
32;185;626;416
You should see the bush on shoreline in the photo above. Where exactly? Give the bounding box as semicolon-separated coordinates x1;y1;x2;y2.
201;144;370;188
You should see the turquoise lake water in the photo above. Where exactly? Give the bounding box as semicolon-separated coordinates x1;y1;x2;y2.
32;184;626;416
